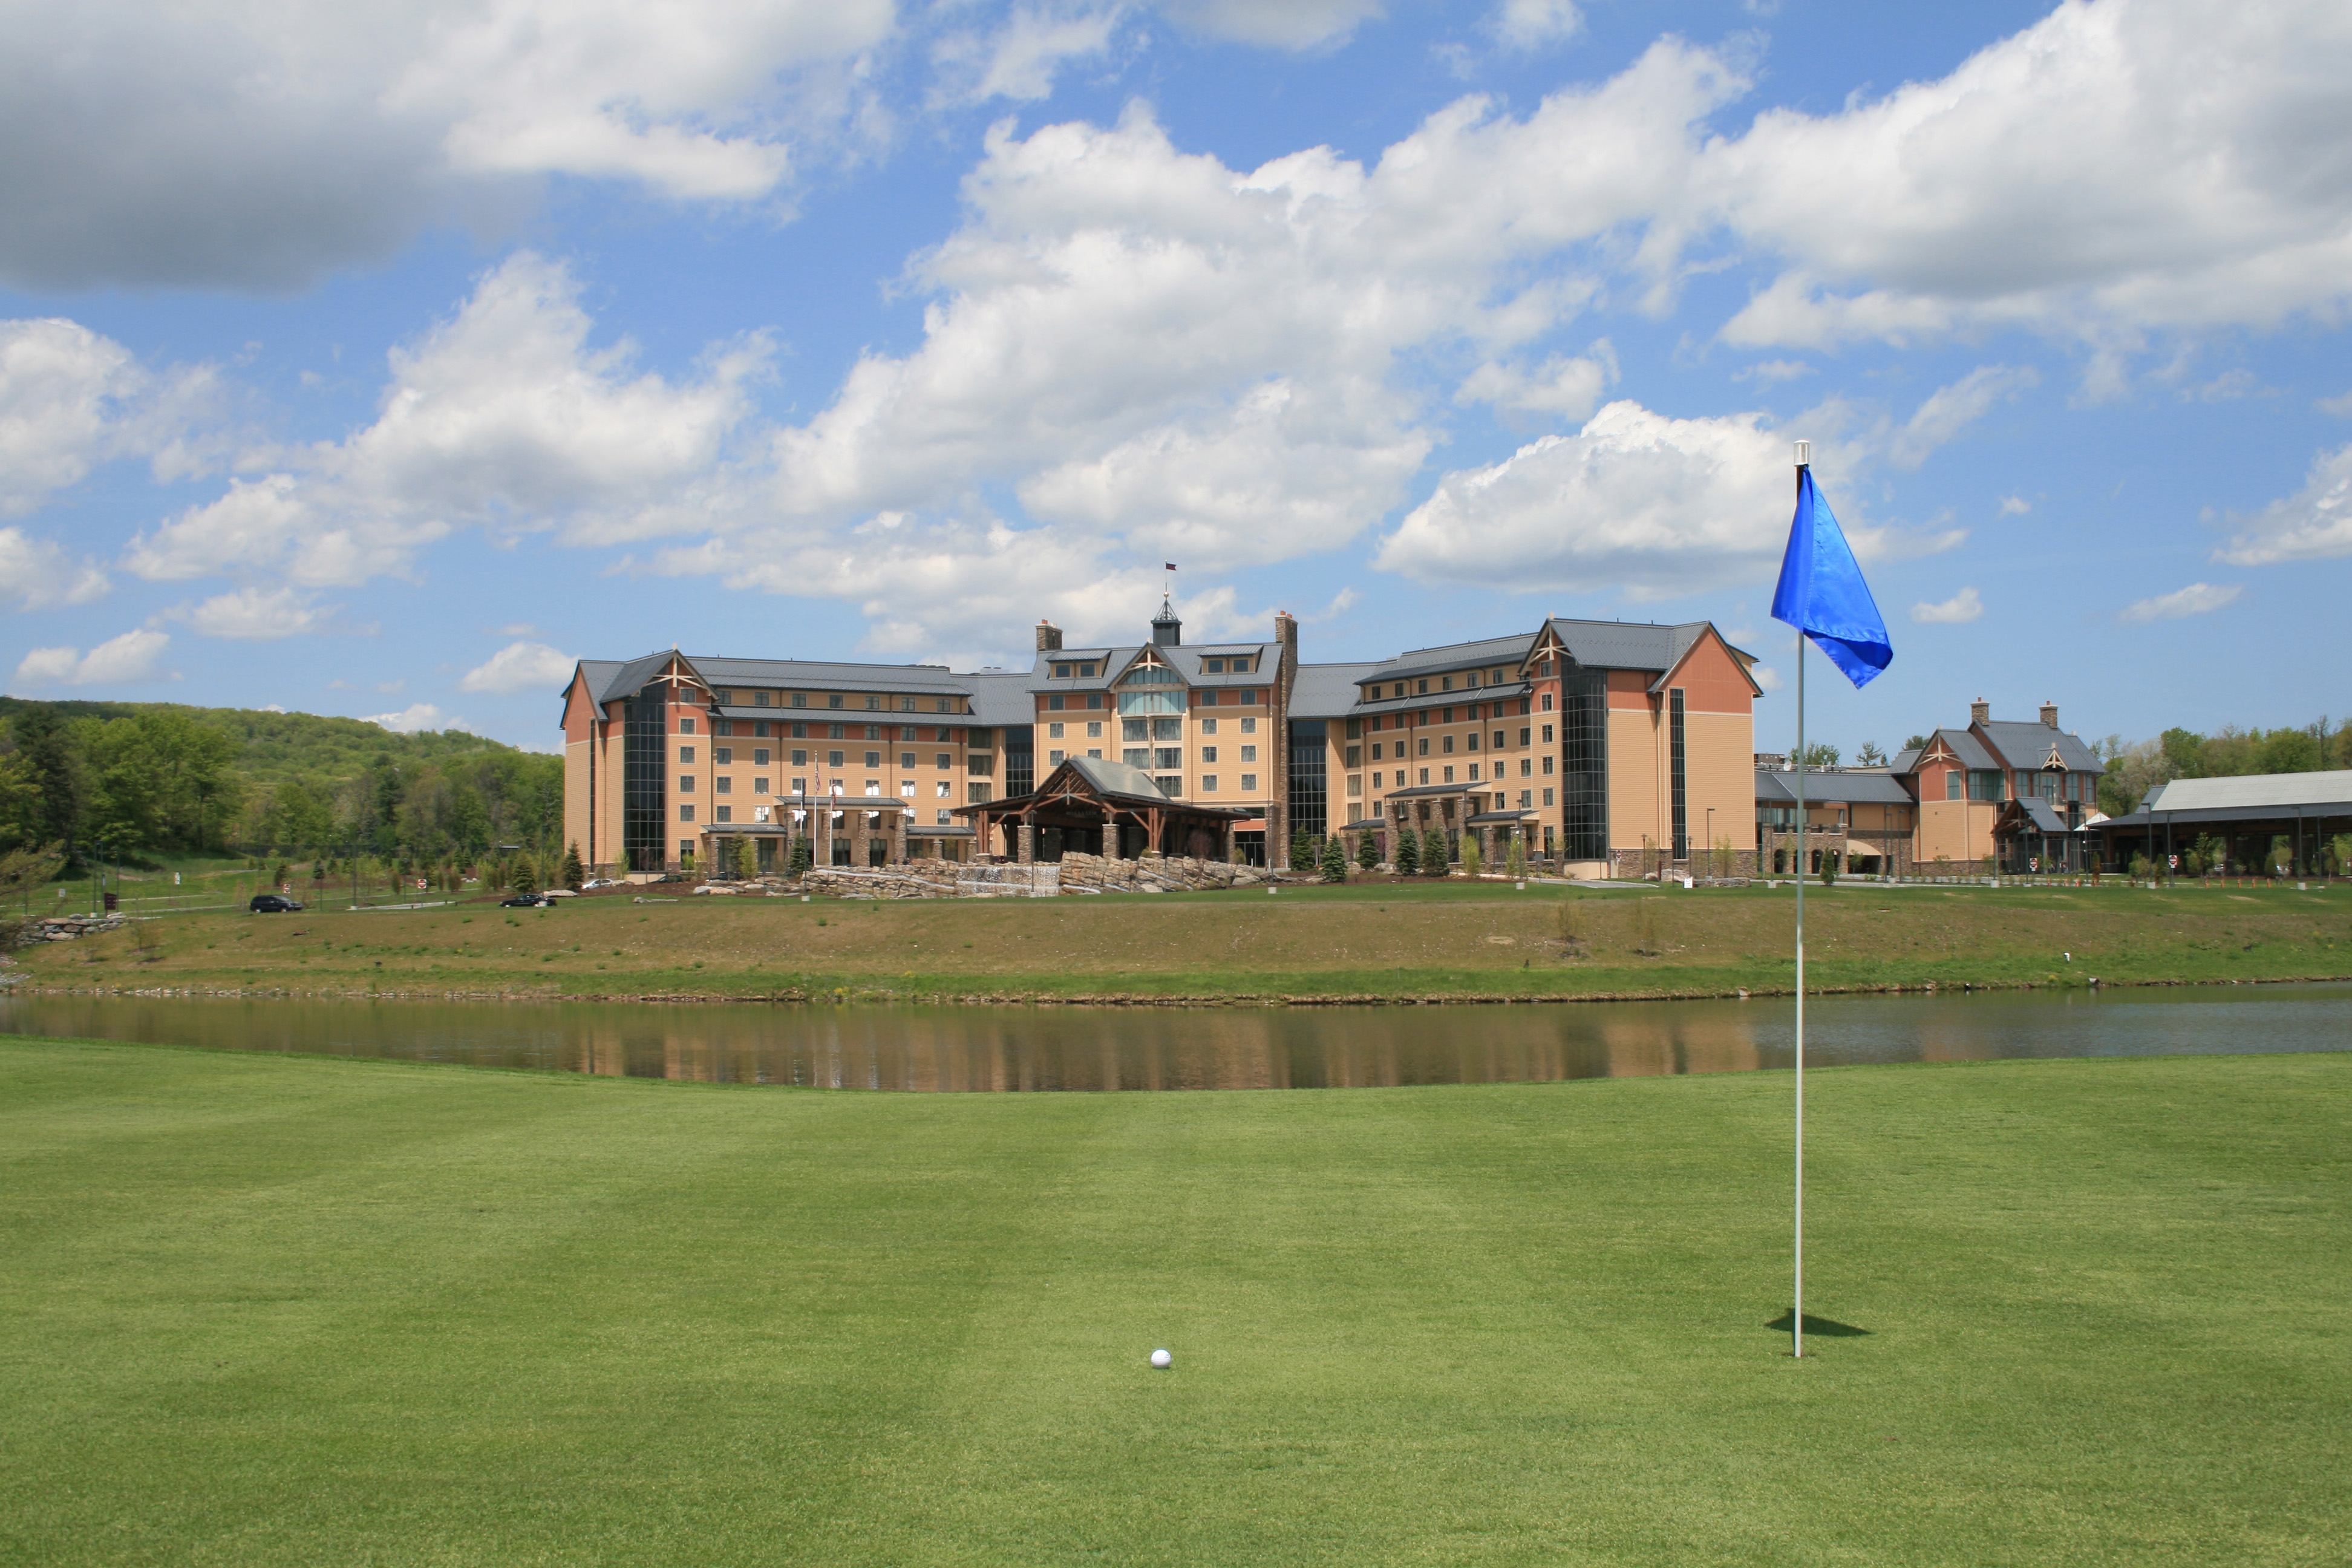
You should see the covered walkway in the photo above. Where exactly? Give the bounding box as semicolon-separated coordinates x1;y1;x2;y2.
955;756;1254;863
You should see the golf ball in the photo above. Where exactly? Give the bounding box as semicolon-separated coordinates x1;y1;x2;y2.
1149;1348;1172;1368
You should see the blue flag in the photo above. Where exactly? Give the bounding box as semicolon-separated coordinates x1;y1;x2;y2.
1771;466;1892;689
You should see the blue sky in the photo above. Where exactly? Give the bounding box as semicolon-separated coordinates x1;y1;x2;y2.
4;0;2347;759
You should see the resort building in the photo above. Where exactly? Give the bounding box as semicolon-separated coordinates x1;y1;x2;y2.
560;604;1762;878
2092;771;2352;878
1752;699;2108;877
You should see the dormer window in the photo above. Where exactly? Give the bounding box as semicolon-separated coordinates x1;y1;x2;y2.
1205;658;1225;673
1232;658;1250;673
1080;662;1096;676
1054;662;1071;678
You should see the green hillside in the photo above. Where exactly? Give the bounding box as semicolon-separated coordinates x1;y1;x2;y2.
0;697;526;788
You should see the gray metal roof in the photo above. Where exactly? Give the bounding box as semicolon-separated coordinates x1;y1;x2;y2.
1063;754;1168;799
1898;727;2002;772
1290;662;1381;719
1976;719;2103;774
1367;631;1537;686
1025;641;1281;694
2141;770;2352;814
961;671;1037;729
2008;799;2075;834
1755;769;1918;806
586;650;970;705
1547;618;1691;672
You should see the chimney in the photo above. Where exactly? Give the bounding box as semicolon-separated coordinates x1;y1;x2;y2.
2040;701;2059;730
1969;697;1990;725
1036;619;1062;653
1151;597;1182;647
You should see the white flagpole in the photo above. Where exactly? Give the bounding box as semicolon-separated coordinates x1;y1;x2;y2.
1792;443;1809;1361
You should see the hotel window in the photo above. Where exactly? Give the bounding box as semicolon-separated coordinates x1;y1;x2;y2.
968;754;993;774
791;723;808;738
715;806;733;823
1050;750;1066;764
1417;738;1429;756
827;724;844;740
900;781;916;797
1241;773;1257;791
900;752;915;768
715;776;733;794
1543;788;1555;806
1468;764;1480;781
1201;717;1218;734
936;782;951;797
864;725;881;740
937;697;955;713
1233;658;1249;673
678;774;696;792
828;695;843;709
1086;694;1104;710
715;720;733;737
864;751;881;768
791;777;806;794
679;717;696;735
1054;662;1071;677
1123;747;1148;768
754;777;770;795
1371;742;1383;760
1154;747;1181;770
1542;756;1554;774
1202;774;1219;791
754;722;770;739
1669;687;1688;860
1205;657;1224;672
1441;677;1453;691
1418;769;1429;785
1518;727;1530;746
1241;744;1257;763
1201;746;1218;763
1443;766;1455;783
1086;749;1101;759
1520;758;1532;777
679;804;694;822
1048;722;1065;737
1492;731;1504;749
900;697;915;712
1541;693;1554;711
714;746;732;763
791;750;808;766
1442;736;1455;754
1240;716;1256;733
1520;791;1532;808
755;692;771;707
753;748;770;766
864;782;880;795
1417;679;1429;694
791;693;807;707
1049;694;1067;710
678;745;696;763
1347;774;1362;797
1541;724;1553;743
828;750;844;767
864;696;881;710
935;753;951;769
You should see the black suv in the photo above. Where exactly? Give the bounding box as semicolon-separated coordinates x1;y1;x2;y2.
249;894;302;913
500;892;552;908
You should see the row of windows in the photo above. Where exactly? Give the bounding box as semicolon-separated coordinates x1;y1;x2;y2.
693;720;980;743
713;690;964;714
681;747;979;769
1353;724;1550;763
1379;788;1555;812
1361;758;1550;790
1938;768;2090;803
1362;665;1517;700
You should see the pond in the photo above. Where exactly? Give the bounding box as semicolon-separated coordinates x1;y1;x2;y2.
3;982;2347;1090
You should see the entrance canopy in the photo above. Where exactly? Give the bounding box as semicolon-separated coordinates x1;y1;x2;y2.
955;755;1253;861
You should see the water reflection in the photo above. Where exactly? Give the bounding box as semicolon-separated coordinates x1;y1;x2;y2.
4;984;2346;1091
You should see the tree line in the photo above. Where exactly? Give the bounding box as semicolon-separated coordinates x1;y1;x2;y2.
0;701;563;874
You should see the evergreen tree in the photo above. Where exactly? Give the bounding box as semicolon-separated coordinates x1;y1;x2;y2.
1320;835;1347;883
1425;829;1452;875
1394;826;1419;876
1356;832;1380;872
1289;826;1313;871
789;836;814;875
560;841;585;890
513;850;538;892
5;705;81;859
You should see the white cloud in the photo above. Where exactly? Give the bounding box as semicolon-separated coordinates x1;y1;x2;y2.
1454;344;1616;420
460;639;575;694
175;586;336;640
2319;390;2352;417
2213;442;2352;564
1710;0;2352;352
1999;494;2033;516
2119;581;2243;622
1376;399;1798;598
1154;0;1383;49
933;5;1124;105
1733;359;1814;384
8;629;171;691
0;0;895;290
1491;0;1581;51
1887;365;2037;470
0;526;109;609
126;253;764;588
1751;664;1783;691
366;702;462;734
1910;586;1985;624
1;317;229;515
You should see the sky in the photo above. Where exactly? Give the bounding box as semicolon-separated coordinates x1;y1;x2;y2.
3;0;2348;759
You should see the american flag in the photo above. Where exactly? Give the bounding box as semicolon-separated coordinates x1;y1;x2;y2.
1164;562;1177;571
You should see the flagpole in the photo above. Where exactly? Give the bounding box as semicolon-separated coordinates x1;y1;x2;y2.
1792;446;1808;1361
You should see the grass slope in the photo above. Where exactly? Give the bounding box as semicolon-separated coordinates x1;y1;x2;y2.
1;1039;2345;1565
17;878;2352;1002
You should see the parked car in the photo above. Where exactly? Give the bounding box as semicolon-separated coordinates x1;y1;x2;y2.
580;877;619;890
500;892;552;908
249;894;302;913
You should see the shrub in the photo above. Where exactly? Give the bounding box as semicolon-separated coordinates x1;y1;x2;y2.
1425;830;1452;875
1290;828;1314;871
1356;833;1380;871
789;837;813;876
1504;835;1527;880
1460;833;1483;879
1394;828;1420;877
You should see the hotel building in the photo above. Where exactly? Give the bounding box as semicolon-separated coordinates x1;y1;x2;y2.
561;603;1762;878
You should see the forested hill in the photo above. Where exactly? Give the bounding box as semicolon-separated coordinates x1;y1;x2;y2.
0;697;529;786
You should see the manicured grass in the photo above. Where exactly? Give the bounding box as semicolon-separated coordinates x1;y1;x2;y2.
2;1037;2345;1564
17;877;2352;1002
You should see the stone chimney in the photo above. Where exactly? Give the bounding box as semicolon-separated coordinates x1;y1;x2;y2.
1270;610;1300;868
2040;701;2059;729
1036;619;1062;653
1970;697;1990;725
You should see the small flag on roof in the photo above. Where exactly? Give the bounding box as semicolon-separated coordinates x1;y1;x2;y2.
1770;459;1892;689
1164;562;1177;572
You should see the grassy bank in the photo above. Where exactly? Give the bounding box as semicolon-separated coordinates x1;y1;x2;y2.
9;877;2350;1004
1;1038;2345;1565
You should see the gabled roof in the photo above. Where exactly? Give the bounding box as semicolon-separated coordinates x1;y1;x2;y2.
2001;798;2076;834
1977;720;2103;774
1062;753;1168;800
1896;727;2002;772
1364;631;1537;686
2141;769;2352;814
583;650;969;705
1290;662;1381;719
1544;618;1696;673
1025;640;1284;694
1756;769;1918;806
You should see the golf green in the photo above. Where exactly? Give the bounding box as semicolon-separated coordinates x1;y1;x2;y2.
2;1036;2345;1566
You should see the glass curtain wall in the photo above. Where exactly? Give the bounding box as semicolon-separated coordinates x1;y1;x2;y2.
1289;720;1327;839
622;693;668;872
1559;667;1609;861
1669;688;1688;861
